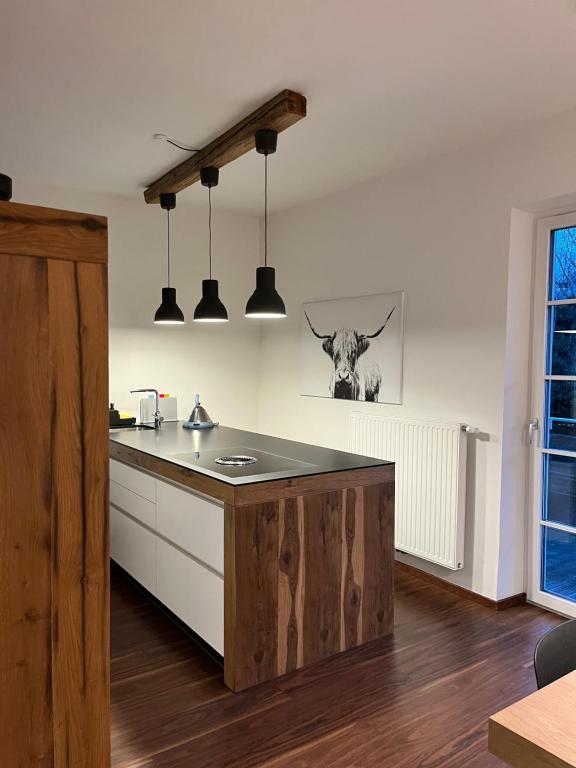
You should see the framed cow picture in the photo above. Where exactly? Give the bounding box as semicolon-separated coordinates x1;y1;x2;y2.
300;291;404;404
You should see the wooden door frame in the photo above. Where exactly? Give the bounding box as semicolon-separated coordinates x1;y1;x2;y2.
528;210;576;617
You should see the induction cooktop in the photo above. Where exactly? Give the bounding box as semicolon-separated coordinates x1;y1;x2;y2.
170;446;316;478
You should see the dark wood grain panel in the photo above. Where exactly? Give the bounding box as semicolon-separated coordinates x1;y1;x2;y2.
225;478;395;692
302;490;343;664
342;487;363;648
362;482;395;641
0;202;109;767
224;502;280;691
0;201;107;263
277;497;302;676
144;90;306;203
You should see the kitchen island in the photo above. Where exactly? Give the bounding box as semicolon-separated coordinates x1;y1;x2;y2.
110;423;395;691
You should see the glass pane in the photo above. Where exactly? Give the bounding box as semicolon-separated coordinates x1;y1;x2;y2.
542;526;576;601
543;453;576;525
545;380;576;450
547;304;576;375
550;227;576;300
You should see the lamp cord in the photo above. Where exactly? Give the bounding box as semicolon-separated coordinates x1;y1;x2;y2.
264;153;268;267
167;208;171;287
165;137;201;152
208;186;212;279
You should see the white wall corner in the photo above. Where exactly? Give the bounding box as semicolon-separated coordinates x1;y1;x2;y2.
497;207;535;600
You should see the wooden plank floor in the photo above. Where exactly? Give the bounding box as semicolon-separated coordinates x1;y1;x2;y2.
111;566;563;767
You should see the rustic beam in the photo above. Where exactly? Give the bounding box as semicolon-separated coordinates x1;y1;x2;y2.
144;89;307;203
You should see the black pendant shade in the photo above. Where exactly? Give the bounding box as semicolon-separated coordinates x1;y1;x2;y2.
245;266;286;318
194;167;229;323
154;286;185;324
0;173;13;202
193;279;228;322
154;192;185;325
245;129;286;319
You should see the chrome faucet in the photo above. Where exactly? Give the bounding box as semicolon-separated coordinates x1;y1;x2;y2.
130;388;164;429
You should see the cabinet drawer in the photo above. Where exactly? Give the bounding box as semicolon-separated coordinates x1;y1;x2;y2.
156;480;223;574
156;538;223;654
110;459;156;502
110;480;156;529
110;506;156;595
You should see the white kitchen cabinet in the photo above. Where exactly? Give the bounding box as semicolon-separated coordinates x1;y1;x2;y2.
110;479;156;529
156;480;223;574
156;537;224;654
110;505;156;595
109;458;225;655
110;458;156;502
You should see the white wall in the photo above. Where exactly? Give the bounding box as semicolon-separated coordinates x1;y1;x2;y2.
18;105;576;602
15;181;262;432
256;107;576;601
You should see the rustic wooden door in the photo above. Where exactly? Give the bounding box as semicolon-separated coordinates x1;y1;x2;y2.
0;202;110;767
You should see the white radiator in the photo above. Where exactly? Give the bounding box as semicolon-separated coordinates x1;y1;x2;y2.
350;414;468;570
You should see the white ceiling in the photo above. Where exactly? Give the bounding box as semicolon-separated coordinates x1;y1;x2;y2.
3;0;576;213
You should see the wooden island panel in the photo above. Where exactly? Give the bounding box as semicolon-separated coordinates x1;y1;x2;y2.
224;476;395;691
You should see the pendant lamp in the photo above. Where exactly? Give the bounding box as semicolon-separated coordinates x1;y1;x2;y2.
245;129;286;318
0;174;12;201
154;192;185;325
193;167;229;322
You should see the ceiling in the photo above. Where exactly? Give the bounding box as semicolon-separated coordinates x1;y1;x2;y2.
3;0;576;213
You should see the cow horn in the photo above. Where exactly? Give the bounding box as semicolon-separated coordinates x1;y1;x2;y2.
362;305;396;339
304;311;333;339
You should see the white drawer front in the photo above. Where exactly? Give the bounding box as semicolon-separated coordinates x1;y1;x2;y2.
110;459;156;502
156;538;223;654
156;481;223;574
110;506;156;595
110;480;156;529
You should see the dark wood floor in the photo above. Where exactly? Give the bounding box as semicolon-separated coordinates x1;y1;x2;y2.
111;565;562;768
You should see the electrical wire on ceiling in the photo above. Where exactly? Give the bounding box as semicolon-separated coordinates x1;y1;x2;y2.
153;133;200;152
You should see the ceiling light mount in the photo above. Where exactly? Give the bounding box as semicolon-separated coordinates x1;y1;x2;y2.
159;192;176;211
255;129;278;156
200;166;219;188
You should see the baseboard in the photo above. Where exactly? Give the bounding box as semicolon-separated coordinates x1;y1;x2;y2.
394;561;526;611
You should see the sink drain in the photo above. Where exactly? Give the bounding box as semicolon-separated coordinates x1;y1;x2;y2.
215;455;258;466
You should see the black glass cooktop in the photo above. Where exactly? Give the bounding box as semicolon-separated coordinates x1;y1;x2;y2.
170;447;316;478
110;423;392;486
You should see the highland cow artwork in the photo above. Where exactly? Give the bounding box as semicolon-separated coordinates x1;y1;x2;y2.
300;292;404;404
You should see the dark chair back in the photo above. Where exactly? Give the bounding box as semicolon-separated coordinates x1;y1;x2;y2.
534;619;576;689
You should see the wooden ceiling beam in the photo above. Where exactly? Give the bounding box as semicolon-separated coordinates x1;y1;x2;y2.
144;89;307;203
